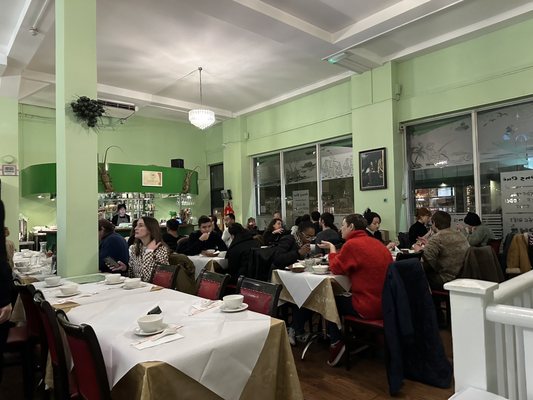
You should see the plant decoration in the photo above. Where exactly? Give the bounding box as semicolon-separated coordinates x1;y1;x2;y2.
182;166;200;193
98;145;122;193
70;96;105;128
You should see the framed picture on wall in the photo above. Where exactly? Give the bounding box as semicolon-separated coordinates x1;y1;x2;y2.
1;164;18;176
142;170;163;187
359;147;386;190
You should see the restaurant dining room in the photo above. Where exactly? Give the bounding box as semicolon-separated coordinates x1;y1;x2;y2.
2;0;533;399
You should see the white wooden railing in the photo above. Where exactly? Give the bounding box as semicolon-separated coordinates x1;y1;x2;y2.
445;270;533;400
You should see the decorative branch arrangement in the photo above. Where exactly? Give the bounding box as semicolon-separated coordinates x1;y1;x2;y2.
71;96;105;128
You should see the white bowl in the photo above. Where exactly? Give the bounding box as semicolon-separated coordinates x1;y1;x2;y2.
60;284;78;296
45;276;61;286
105;274;122;284
17;265;31;273
137;314;164;333
223;294;244;309
312;265;329;274
124;277;141;289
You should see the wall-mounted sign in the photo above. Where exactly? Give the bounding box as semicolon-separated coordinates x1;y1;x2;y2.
501;171;533;236
142;170;163;187
1;164;18;176
293;189;309;216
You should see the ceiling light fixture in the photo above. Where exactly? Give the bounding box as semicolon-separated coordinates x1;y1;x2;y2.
188;67;215;130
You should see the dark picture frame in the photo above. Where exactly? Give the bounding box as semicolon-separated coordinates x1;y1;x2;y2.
359;147;386;190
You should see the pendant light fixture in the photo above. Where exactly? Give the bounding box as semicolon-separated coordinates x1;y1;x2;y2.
188;67;216;130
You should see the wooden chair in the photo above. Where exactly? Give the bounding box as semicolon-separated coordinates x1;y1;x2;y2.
56;311;112;400
196;270;230;300
34;292;79;400
4;323;35;400
236;276;282;317
150;264;178;289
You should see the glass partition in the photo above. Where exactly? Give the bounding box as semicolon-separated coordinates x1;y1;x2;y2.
254;154;281;230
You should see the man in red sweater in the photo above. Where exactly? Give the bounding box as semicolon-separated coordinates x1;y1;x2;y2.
319;213;393;366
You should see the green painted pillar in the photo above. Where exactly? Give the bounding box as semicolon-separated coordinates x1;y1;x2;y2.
0;94;20;248
222;117;253;222
55;0;98;277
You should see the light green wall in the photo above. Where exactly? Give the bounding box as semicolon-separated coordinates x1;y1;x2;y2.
397;17;533;121
18;104;212;226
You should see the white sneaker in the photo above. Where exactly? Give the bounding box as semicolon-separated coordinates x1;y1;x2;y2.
296;332;312;343
287;327;296;346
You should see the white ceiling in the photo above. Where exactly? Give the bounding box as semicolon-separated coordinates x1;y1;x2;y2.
1;0;533;124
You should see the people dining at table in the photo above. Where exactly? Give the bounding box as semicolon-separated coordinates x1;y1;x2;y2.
311;211;321;234
246;217;260;236
408;207;432;247
225;223;261;283
263;218;285;246
111;216;170;281
318;213;393;366
462;211;495;246
313;212;342;253
209;214;223;236
183;215;227;256
363;208;384;242
414;210;470;290
221;213;236;247
98;218;129;273
111;203;131;226
162;218;184;251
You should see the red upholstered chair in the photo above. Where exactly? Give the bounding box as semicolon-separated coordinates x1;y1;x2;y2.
34;292;79;400
236;276;282;317
343;315;385;370
150;264;178;289
56;311;112;400
196;270;230;300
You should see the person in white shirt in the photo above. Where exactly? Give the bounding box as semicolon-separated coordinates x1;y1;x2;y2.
221;213;236;247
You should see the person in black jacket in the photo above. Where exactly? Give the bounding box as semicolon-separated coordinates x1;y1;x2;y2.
111;203;131;226
184;215;227;256
161;218;185;251
98;219;129;272
225;223;260;283
0;200;14;381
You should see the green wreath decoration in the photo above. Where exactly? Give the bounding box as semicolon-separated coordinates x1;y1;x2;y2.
70;96;105;128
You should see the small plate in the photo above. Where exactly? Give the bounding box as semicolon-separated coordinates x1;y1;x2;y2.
133;324;168;336
312;271;330;275
45;282;62;288
123;283;146;290
105;277;126;285
220;303;249;313
56;291;81;298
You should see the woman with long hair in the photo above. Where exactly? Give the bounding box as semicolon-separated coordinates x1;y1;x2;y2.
209;214;222;236
112;216;170;282
263;218;285;245
408;207;432;246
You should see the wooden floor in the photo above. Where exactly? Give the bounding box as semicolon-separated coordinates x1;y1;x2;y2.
294;330;454;400
0;331;454;400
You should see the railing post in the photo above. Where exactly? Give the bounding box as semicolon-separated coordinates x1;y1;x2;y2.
444;279;499;393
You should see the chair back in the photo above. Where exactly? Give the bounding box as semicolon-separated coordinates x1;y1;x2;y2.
461;245;504;283
168;252;197;294
395;251;423;262
151;264;178;289
196;270;230;300
56;312;111;400
247;247;278;281
35;293;74;400
236;276;281;316
14;281;42;339
487;238;502;255
176;236;190;254
397;232;410;249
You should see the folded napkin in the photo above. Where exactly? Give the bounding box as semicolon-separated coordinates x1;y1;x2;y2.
132;325;184;350
188;300;222;316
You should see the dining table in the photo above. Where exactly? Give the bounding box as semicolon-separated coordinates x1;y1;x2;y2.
188;252;228;278
35;275;302;400
271;267;351;328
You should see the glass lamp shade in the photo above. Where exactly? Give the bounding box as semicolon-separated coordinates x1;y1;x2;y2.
188;109;216;130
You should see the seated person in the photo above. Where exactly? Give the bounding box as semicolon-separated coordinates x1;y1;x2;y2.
462;211;495;246
4;227;15;270
414;211;470;289
311;211;322;234
183;215;227;256
110;216;170;282
364;208;397;250
225;223;260;283
221;213;236;248
111;203;131;226
98;219;129;273
209;214;223;236
246;217;260;236
162;218;184;251
408;207;431;247
272;221;315;345
318;213;393;367
314;212;342;253
263;218;285;246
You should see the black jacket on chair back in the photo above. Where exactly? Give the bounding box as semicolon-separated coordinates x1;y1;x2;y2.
225;231;260;283
382;258;452;395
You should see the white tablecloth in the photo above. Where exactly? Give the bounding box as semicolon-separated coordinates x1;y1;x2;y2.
274;269;351;308
188;255;228;277
66;289;270;400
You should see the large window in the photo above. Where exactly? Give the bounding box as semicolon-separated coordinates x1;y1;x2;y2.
405;99;533;238
253;138;353;228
